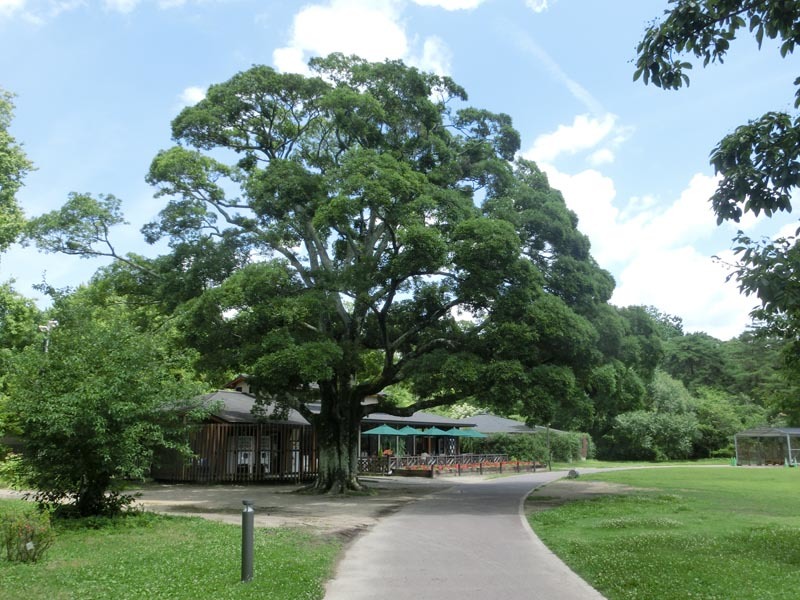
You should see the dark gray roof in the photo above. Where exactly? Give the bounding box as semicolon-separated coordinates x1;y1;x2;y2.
202;393;470;428
201;391;311;426
304;403;473;428
735;427;800;438
363;410;473;428
461;413;560;435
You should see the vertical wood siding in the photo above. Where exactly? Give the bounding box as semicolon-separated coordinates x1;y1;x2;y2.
152;423;317;483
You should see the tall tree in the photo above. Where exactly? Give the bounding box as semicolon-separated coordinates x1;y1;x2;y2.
663;332;734;393
146;56;609;491
635;1;800;342
28;56;614;492
583;305;663;450
0;88;32;257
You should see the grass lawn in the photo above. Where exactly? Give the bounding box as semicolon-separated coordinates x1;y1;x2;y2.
0;500;341;600
528;467;800;600
549;458;730;470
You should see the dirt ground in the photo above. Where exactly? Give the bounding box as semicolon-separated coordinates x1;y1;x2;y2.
0;474;633;536
126;476;460;537
525;477;641;513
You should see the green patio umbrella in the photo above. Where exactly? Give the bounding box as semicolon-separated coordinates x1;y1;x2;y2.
396;426;421;456
362;425;399;455
419;426;450;455
362;424;400;435
396;426;421;435
458;428;488;438
445;428;469;437
420;426;449;436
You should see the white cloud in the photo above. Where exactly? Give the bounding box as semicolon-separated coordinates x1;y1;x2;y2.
541;166;722;268
525;113;617;163
0;0;84;23
179;85;206;106
544;164;758;338
539;165;623;266
525;0;549;12
414;35;452;76
612;245;755;340
0;0;26;17
273;47;311;76
772;221;800;240
274;0;408;71
529;110;760;339
412;0;485;9
588;148;614;166
104;0;138;13
618;194;657;221
647;173;719;248
273;0;453;77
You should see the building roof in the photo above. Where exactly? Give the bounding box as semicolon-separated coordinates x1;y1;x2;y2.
304;403;474;428
461;413;561;435
735;426;800;438
201;392;472;429
364;410;473;428
201;390;311;426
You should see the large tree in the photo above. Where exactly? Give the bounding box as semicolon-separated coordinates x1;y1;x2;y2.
0;88;32;257
29;56;614;492
635;1;800;342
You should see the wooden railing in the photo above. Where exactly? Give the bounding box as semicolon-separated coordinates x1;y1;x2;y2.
391;453;508;468
359;453;515;474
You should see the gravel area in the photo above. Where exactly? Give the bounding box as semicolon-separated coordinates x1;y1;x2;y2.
127;476;460;536
2;472;620;537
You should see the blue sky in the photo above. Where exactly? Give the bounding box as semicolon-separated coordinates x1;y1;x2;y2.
1;0;797;339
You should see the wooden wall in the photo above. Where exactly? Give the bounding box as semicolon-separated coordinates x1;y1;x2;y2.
152;422;317;483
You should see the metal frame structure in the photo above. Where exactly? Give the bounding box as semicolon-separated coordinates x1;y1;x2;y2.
734;427;800;466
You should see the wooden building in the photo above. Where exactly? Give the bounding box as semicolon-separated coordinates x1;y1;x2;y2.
151;390;316;483
151;387;476;483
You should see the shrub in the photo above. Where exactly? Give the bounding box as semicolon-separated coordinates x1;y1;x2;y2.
473;430;593;462
1;507;55;563
604;410;699;461
0;452;31;489
550;431;595;462
5;299;208;517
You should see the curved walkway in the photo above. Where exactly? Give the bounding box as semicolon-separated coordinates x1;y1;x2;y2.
324;471;605;600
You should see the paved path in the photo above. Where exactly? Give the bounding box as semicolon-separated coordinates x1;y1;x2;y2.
324;472;605;600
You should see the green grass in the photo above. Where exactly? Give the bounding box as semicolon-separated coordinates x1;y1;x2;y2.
0;500;341;600
549;457;730;470
528;467;800;599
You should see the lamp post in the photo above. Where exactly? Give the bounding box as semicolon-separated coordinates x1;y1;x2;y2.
241;499;254;582
38;320;58;353
546;423;551;471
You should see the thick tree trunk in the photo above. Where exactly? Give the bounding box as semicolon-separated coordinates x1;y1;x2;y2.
312;387;363;493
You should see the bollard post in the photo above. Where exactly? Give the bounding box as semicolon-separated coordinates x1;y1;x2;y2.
241;499;254;583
